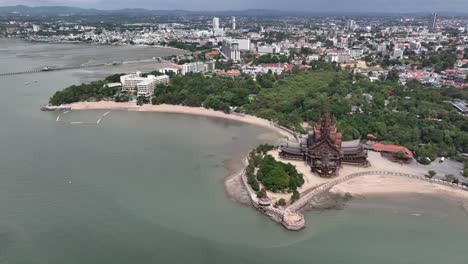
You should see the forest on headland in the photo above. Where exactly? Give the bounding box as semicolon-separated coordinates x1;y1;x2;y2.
48;64;468;163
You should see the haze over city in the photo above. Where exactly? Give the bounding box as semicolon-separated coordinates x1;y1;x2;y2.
1;0;468;13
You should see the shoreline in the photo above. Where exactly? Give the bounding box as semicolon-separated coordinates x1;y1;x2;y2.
64;101;468;215
223;156;252;206
342;192;468;215
330;174;468;200
68;101;294;140
66;101;296;210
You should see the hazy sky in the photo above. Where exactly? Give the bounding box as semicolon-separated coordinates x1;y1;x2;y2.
0;0;467;12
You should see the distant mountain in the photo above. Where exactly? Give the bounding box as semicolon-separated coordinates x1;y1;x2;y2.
0;5;466;17
0;5;102;15
0;5;294;16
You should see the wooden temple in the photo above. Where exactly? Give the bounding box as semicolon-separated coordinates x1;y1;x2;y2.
280;100;368;177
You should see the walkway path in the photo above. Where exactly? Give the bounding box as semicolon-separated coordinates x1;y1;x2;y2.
286;170;468;213
0;57;168;77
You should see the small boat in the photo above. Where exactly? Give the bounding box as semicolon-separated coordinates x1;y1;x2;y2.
24;82;29;85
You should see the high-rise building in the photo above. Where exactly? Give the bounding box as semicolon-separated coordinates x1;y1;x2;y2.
213;17;220;30
181;61;205;75
377;43;388;53
136;75;170;97
429;12;438;31
180;61;215;75
345;20;356;30
256;44;279;55
231;38;250;51
32;24;41;32
120;72;169;97
348;48;364;58
221;40;240;62
232;16;236;30
392;49;404;60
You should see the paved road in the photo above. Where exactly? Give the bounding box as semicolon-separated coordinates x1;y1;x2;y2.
408;158;466;183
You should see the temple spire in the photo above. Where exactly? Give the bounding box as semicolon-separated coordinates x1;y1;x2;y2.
320;97;332;137
325;96;330;124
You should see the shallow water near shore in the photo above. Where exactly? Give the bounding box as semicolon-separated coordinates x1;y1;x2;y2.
1;39;468;264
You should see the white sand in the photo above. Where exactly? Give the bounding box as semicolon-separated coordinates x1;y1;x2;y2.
69;101;293;139
69;101;468;202
331;175;468;199
329;152;468;199
70;101;140;110
267;150;468;202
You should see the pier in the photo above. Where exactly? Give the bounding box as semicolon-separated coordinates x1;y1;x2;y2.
0;58;168;77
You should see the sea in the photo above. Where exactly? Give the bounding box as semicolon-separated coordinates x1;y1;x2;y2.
0;38;468;264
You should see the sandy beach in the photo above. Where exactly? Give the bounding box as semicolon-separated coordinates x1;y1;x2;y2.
330;152;468;200
68;101;292;205
68;101;468;204
264;150;468;204
331;175;468;198
69;101;294;139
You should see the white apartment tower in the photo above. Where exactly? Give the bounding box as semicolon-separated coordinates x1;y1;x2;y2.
32;25;41;32
221;40;240;62
136;75;170;97
346;20;356;30
429;13;438;31
213;17;220;30
232;16;236;30
120;72;169;97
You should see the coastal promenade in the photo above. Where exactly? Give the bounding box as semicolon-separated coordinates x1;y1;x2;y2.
241;166;468;230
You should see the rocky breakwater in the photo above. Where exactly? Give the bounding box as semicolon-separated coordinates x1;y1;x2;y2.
239;158;305;230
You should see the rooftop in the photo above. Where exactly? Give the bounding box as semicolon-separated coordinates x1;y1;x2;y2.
372;142;413;159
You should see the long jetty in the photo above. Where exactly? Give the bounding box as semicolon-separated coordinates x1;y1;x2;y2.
0;58;168;77
0;64;106;77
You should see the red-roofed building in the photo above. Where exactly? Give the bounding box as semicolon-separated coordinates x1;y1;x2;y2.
205;50;220;59
372;142;413;160
284;64;312;72
217;69;241;77
444;69;458;75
